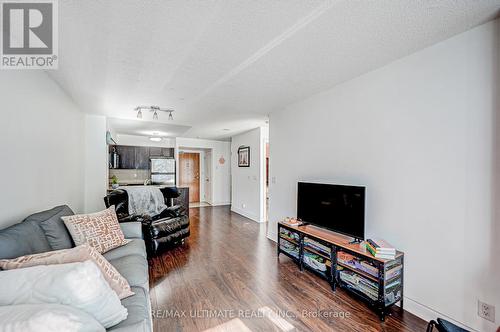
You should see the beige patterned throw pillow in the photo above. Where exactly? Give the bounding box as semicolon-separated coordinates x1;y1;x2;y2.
62;206;128;254
0;244;134;299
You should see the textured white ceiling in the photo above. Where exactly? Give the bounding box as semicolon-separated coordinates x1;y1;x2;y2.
48;0;500;140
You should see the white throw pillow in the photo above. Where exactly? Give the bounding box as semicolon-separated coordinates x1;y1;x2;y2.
0;244;134;299
0;260;128;328
0;304;105;332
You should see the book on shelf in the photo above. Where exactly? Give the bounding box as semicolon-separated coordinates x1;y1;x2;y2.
386;265;402;280
366;239;396;254
337;251;379;277
280;241;299;259
303;252;328;272
365;240;396;260
304;238;331;255
339;270;378;300
279;229;300;242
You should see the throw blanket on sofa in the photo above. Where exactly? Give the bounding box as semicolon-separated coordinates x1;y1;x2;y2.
122;186;167;216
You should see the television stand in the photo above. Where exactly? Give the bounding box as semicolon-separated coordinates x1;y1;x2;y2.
277;222;404;321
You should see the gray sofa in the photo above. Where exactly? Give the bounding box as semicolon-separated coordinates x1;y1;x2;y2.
0;205;152;332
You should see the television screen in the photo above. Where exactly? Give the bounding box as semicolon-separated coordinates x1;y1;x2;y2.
297;182;365;240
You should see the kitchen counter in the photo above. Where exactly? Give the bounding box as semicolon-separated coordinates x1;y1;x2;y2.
108;184;187;191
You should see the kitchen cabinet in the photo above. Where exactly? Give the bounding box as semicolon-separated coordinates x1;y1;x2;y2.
149;147;174;158
149;147;162;157
162;148;174;158
117;146;135;169
110;145;175;169
135;146;150;169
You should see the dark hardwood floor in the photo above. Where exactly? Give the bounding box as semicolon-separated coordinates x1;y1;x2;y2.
149;206;426;332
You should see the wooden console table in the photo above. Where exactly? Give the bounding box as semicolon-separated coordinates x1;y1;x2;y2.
277;222;404;321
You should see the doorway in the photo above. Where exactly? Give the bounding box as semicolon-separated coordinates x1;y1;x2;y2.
179;152;200;203
204;150;212;204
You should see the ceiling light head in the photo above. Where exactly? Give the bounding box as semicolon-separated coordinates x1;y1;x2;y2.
149;137;162;142
135;106;175;121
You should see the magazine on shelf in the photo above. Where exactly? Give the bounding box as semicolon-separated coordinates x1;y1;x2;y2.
365;241;396;259
304;238;331;255
366;239;396;254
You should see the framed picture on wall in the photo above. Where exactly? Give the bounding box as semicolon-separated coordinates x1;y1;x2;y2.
238;146;250;167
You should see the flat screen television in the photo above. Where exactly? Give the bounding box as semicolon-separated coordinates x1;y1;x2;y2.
297;182;365;240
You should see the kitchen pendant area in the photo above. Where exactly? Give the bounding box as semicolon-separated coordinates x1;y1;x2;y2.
108;144;176;189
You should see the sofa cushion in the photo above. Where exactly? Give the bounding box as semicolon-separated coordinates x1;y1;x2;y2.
0;219;51;259
0;304;105;332
119;222;143;240
104;239;147;261
33;205;75;250
108;287;150;332
0;244;134;300
0;261;128;329
109;255;149;290
108;320;148;332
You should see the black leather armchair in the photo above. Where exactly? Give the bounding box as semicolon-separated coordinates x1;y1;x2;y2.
104;187;190;256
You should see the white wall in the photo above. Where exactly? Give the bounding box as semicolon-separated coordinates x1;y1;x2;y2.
268;20;499;331
176;137;231;205
84;115;108;213
0;71;85;228
231;127;268;222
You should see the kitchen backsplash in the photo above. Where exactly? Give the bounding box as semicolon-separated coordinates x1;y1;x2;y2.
109;169;150;184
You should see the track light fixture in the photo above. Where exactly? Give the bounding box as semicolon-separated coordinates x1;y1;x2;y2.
134;106;175;121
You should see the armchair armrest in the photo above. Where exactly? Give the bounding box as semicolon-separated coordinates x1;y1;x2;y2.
155;205;186;220
119;222;143;239
118;214;147;223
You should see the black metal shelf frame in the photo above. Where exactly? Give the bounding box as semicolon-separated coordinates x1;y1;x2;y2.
277;223;404;321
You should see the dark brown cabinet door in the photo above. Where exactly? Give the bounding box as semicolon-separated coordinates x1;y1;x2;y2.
135;147;150;169
118;146;135;169
149;147;174;158
116;145;174;169
161;148;174;158
149;147;162;157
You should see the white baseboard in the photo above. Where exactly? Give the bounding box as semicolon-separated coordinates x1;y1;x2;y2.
231;206;263;223
267;230;277;242
211;201;231;206
402;297;475;331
